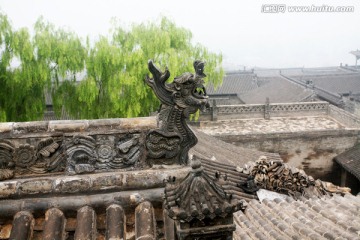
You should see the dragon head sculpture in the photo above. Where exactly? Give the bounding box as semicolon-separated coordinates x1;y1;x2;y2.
145;60;210;165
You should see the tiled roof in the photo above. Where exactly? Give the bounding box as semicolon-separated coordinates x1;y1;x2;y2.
206;73;258;96
335;144;360;181
164;159;245;222
0;196;161;239
254;67;345;77
234;194;360;240
191;127;282;166
295;73;360;94
201;158;260;202
239;77;314;104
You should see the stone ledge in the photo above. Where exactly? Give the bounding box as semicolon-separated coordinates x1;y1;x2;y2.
212;129;360;142
0;166;191;199
0;117;157;137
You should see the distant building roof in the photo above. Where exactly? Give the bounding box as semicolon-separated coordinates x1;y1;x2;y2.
335;144;360;181
294;73;360;95
350;50;360;57
206;73;258;96
239;77;314;104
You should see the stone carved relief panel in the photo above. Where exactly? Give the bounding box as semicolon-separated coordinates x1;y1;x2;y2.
0;133;146;180
0;140;15;180
0;137;66;179
66;135;97;174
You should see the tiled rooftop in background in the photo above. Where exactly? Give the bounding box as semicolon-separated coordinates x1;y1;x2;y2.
293;73;360;94
206;73;258;96
199;116;345;136
239;76;314;104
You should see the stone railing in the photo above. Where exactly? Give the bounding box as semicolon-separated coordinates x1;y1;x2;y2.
328;104;360;128
0;117;157;181
201;101;329;121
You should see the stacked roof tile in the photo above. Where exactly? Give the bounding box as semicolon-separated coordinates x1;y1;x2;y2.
164;159;245;222
234;194;360;240
335;144;360;181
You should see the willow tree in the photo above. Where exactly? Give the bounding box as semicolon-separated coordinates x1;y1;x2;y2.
0;13;86;122
0;14;49;121
61;17;223;119
0;13;12;121
0;14;223;121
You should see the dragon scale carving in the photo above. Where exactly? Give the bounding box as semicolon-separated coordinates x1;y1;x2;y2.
145;60;209;165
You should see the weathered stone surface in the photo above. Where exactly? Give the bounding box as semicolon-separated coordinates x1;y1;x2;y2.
106;204;125;240
0;122;14;133
54;177;91;193
74;206;97;240
9;211;34;240
87;117;156;132
0;167;190;199
43;208;66;240
49;120;89;133
18;179;53;194
91;174;123;190
13;121;48;134
87;118;123;132
0;181;17;198
135;201;156;240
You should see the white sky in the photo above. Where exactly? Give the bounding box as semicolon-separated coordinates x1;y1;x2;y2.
0;0;359;69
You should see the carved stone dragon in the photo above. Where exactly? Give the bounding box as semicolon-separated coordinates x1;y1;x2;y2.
145;60;209;165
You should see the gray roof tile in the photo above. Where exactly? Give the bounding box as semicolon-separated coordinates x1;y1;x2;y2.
335;144;360;181
234;195;360;240
206;73;258;96
239;77;314;104
295;73;360;94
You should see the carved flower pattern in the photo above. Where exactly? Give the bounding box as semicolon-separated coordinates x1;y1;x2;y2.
97;145;114;162
14;144;36;167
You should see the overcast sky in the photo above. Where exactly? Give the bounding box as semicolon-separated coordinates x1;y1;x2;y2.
1;0;359;69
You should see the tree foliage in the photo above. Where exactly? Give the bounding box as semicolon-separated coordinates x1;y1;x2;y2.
0;13;86;121
0;13;223;121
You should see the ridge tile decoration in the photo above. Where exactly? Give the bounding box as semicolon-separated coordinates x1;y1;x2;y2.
237;156;351;199
164;157;246;239
145;60;210;165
